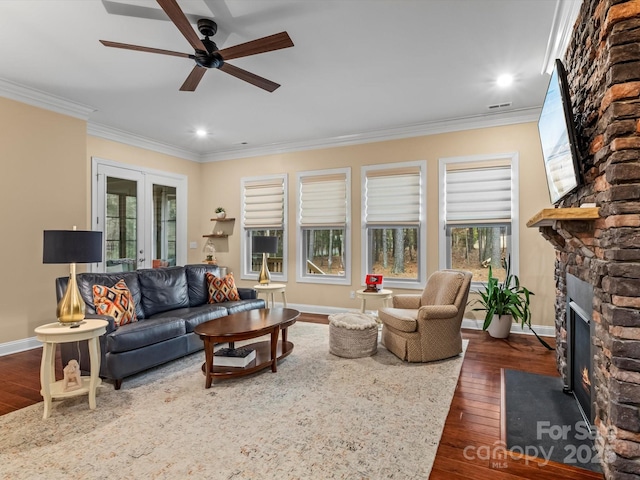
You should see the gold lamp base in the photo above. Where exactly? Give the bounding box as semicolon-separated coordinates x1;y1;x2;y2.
258;252;271;285
56;263;86;326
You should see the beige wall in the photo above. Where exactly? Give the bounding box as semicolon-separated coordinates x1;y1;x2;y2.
0;98;89;344
201;122;557;326
0;98;556;346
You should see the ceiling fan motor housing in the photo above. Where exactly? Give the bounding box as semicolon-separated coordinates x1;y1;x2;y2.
197;18;217;38
195;37;223;68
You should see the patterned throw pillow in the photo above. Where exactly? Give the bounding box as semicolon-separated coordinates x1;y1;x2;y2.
93;279;138;326
206;272;240;303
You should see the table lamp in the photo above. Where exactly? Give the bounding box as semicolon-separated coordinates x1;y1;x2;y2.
43;227;103;325
252;236;278;285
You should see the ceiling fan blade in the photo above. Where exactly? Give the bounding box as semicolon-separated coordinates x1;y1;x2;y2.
218;32;294;61
100;40;194;59
219;63;280;92
180;66;207;91
156;0;207;52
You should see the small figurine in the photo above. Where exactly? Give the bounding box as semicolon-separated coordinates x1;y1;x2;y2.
63;359;83;391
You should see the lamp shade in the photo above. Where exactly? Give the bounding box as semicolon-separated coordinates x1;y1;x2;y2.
43;230;103;264
252;236;278;254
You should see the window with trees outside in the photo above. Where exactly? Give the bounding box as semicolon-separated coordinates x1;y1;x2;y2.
438;153;519;284
297;168;350;284
241;175;287;282
362;161;427;288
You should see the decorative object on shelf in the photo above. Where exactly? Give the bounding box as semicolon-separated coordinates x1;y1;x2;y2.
215;207;226;219
214;347;256;367
43;227;103;325
204;241;217;264
216;230;224;235
62;359;82;392
472;257;552;349
252;236;278;285
364;274;383;292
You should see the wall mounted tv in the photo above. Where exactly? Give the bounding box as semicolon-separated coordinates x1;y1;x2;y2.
537;58;582;205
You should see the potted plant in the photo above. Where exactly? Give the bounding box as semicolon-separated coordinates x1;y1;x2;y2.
215;207;226;219
472;256;552;349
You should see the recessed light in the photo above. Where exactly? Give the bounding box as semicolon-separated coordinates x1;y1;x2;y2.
196;129;208;137
497;74;513;87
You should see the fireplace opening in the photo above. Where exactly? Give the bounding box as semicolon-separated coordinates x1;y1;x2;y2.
565;274;594;429
570;301;593;426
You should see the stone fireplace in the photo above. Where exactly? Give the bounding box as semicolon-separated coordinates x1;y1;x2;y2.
531;1;640;479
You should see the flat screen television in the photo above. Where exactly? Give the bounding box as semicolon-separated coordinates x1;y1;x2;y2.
537;59;582;204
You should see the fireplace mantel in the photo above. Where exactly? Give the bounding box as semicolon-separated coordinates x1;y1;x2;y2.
526;207;600;228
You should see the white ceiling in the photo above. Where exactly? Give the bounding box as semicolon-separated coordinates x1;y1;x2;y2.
0;0;569;162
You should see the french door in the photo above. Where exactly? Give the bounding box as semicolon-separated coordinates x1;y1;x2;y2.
92;158;187;272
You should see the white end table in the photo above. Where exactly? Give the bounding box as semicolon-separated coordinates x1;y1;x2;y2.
253;283;288;308
34;319;108;419
356;288;393;313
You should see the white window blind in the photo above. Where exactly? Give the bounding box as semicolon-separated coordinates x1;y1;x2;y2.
445;165;511;223
365;169;421;224
243;178;284;228
300;174;347;227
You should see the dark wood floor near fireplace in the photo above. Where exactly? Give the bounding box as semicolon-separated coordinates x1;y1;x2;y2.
0;315;602;479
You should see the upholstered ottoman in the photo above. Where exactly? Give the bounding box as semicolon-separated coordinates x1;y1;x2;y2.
328;312;378;358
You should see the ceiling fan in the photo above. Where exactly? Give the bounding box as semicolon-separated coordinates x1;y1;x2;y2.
100;0;294;92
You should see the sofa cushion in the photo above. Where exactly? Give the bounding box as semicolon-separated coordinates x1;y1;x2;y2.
71;272;145;319
206;272;240;303
107;317;186;353
151;305;228;333
93;279;137;326
137;266;189;317
185;264;221;307
378;308;418;333
225;299;267;315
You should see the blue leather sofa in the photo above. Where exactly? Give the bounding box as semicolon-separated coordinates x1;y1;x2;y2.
57;264;265;389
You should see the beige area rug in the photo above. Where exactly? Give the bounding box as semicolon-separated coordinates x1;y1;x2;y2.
0;322;466;479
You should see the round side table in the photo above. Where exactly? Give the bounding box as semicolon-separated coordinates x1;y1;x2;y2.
356;288;393;313
34;319;108;419
253;283;288;308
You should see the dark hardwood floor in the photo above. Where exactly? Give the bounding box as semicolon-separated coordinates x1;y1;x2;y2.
0;314;602;479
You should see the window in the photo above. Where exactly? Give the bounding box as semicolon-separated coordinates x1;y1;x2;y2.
438;153;519;284
361;161;427;288
241;175;287;282
296;168;350;284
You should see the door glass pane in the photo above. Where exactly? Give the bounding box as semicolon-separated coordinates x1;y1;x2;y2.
106;177;137;272
152;184;177;268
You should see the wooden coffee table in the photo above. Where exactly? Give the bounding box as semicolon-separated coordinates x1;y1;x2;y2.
194;308;299;388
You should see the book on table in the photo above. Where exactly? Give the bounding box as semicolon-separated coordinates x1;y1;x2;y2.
214;347;256;367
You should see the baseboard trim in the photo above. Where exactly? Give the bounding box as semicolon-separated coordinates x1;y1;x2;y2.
0;308;555;356
0;336;40;356
461;318;555;337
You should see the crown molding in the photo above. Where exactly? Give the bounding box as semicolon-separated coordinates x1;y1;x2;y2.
0;76;540;164
87;122;201;162
541;0;583;74
200;107;541;163
0;78;95;120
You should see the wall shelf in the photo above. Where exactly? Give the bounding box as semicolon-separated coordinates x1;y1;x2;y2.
203;234;228;238
526;207;600;228
210;217;235;222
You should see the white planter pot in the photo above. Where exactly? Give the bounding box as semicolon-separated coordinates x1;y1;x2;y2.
487;314;513;338
216;212;226;219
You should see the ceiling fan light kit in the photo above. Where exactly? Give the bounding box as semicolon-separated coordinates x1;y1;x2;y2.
100;0;294;92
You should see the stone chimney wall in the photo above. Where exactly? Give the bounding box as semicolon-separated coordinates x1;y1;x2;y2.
538;1;640;478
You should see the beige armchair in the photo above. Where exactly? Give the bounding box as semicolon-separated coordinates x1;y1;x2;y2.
378;269;472;362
